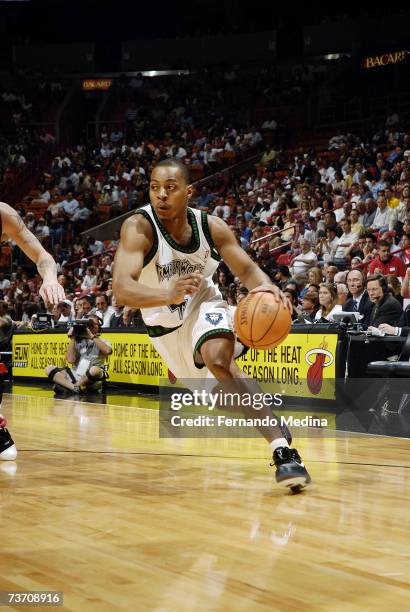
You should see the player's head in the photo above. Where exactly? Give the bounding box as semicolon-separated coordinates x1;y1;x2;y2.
149;159;193;220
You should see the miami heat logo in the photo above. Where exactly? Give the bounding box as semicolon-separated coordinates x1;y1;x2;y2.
305;339;334;395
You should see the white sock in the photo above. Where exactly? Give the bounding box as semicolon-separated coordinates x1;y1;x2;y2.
270;438;289;452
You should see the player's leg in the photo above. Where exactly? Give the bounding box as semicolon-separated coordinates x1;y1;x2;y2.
0;380;17;461
199;334;311;492
45;366;77;393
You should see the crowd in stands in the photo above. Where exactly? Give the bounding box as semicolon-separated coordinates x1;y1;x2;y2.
0;73;65;199
1;71;410;346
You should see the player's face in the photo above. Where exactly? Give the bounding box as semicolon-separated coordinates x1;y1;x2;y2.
149;166;193;220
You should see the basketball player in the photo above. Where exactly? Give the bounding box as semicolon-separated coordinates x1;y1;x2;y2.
0;201;65;461
113;160;311;492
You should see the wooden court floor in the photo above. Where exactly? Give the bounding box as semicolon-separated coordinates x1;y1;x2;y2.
1;387;410;611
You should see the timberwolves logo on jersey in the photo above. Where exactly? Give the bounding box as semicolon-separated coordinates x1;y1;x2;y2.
205;312;223;326
156;259;205;282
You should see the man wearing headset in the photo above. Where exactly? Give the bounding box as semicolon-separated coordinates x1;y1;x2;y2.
44;314;112;394
363;274;403;328
342;268;370;315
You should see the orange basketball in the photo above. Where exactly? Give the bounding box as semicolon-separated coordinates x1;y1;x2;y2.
234;292;292;349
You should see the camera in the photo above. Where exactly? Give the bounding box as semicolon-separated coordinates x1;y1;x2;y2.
32;312;53;330
72;319;92;339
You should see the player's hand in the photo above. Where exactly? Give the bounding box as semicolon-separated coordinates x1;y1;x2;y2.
39;279;65;305
167;273;203;304
250;284;291;310
0;414;7;428
378;323;396;335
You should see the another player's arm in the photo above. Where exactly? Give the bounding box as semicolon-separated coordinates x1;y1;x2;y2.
0;201;65;304
112;215;201;308
209;217;289;307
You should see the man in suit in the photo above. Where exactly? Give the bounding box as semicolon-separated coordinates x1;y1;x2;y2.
343;269;370;315
379;304;410;337
363;274;403;327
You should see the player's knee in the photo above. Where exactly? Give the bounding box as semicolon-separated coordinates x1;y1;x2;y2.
87;366;103;381
204;357;231;379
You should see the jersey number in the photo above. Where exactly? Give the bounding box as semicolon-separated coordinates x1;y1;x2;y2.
168;300;188;320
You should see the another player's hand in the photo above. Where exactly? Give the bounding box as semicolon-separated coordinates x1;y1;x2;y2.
167;273;203;304
378;323;396;335
250;284;291;310
39;279;65;305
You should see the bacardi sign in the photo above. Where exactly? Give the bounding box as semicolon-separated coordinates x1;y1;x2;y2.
363;50;409;69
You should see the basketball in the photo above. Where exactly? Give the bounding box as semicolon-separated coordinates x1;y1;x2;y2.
234;292;292;349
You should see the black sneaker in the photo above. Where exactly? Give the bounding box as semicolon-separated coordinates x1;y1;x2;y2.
0;427;17;460
53;384;76;397
272;447;311;493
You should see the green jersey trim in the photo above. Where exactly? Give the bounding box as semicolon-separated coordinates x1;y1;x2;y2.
150;206;200;254
200;211;222;262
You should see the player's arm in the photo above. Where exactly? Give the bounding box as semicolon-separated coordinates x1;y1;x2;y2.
0;202;65;304
208;216;289;307
112;215;202;308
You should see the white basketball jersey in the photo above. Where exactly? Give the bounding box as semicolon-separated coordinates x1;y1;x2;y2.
135;205;222;328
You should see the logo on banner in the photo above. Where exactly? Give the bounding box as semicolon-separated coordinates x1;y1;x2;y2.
13;344;29;368
305;338;334;395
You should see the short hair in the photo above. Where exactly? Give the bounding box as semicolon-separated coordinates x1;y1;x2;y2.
81;295;93;306
152;158;190;183
95;293;108;304
377;239;391;248
366;274;388;290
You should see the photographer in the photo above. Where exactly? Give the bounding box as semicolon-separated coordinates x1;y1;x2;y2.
44;314;112;395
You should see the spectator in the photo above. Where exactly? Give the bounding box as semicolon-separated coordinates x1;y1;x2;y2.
343;269;370;314
81;266;98;292
291;238;317;276
315;283;343;321
372;195;392;232
109;295;124;328
364;274;402;327
368;240;407;277
299;292;320;321
333;218;358;269
95;293;115;328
